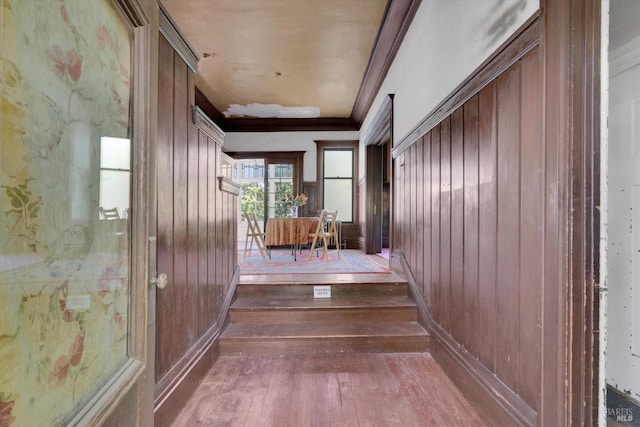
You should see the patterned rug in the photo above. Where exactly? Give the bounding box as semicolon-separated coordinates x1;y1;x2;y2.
238;248;390;275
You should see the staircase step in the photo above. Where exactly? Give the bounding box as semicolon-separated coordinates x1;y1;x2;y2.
229;296;418;323
237;282;408;298
219;321;431;355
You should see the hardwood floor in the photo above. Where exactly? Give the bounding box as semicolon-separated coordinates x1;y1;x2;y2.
171;352;486;426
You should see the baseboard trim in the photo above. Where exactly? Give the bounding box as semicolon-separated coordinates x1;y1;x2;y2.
153;266;240;426
392;250;537;426
153;327;219;426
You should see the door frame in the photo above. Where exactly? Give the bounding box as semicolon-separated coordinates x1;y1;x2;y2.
363;94;394;254
225;151;304;223
540;0;601;424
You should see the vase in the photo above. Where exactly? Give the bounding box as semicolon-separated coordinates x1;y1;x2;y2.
290;206;298;218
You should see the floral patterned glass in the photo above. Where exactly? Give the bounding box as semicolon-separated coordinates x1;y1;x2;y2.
1;0;132;424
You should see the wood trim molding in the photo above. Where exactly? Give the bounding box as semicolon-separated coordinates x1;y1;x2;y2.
193;106;225;145
362;94;394;147
391;250;537;426
70;359;145;426
117;0;149;27
221;117;359;132
392;14;540;158
159;2;199;72
540;0;601;425
195;87;226;124
224;151;306;160
218;177;241;195
351;0;422;124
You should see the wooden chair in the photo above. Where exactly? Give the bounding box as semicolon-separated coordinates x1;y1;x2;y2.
100;207;120;220
308;210;340;260
243;212;268;259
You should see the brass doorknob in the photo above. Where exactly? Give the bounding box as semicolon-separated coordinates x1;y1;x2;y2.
149;273;168;289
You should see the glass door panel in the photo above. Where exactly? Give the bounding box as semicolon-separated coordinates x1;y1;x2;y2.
1;0;134;424
267;162;295;218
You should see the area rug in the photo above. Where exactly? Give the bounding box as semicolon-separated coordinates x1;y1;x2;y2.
238;249;390;275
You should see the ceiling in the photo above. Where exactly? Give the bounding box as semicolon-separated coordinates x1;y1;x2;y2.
160;0;420;131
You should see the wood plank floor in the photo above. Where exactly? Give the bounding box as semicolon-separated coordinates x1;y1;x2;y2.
171;352;486;426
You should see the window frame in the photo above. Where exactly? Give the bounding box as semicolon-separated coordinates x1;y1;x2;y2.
315;140;359;223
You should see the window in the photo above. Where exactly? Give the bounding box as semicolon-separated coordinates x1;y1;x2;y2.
99;136;131;219
316;141;358;223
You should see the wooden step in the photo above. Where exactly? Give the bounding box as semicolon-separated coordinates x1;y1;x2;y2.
219;321;431;355
237;282;408;298
223;273;430;355
229;296;418;324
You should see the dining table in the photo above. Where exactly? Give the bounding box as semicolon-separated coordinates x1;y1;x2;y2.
264;217;319;261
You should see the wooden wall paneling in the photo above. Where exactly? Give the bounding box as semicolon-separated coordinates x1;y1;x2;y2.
207;137;217;324
215;145;224;310
226;183;233;292
422;133;432;307
156;35;175;379
398;152;404;255
540;3;569;423
186;72;199;343
397;153;405;255
386;16;568;425
409;144;417;275
439;117;452;333
394;155;399;251
391;151;398;251
518;47;542;410
172;52;189;361
221;193;229;299
495;62;522;392
430;126;441;325
221;191;227;296
406;145;413;270
197;131;210;333
463;95;480;356
450;107;464;343
416;139;424;299
395;153;402;251
477;81;498;372
404;150;410;257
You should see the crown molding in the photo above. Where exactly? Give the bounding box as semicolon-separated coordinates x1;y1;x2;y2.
351;0;422;125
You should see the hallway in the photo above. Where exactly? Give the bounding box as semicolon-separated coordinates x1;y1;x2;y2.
171;352;485;426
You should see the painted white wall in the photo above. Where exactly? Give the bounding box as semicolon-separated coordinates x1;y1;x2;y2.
360;0;539;155
606;0;640;409
224;131;359;181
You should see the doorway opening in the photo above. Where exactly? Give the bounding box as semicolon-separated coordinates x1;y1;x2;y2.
364;94;394;258
227;152;304;247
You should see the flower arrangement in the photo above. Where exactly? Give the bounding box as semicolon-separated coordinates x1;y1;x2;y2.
291;193;308;206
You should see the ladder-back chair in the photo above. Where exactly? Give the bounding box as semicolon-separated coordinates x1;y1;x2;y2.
243;212;268;259
100;207;120;220
308;210;340;260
